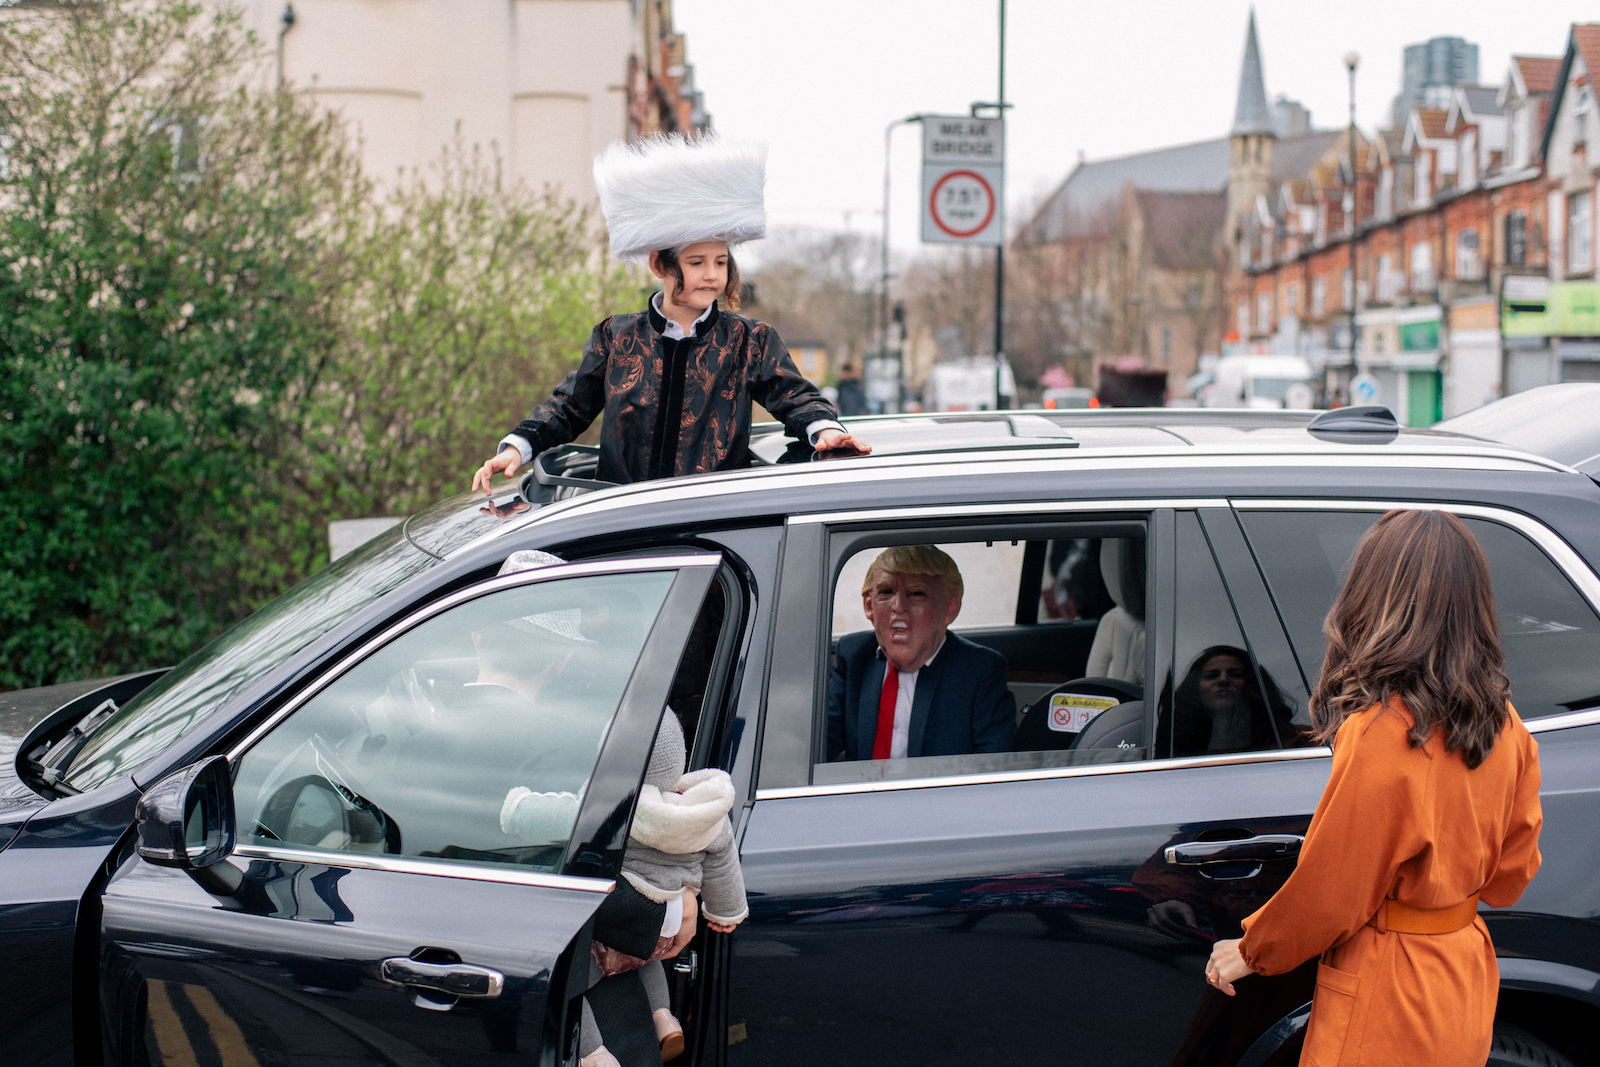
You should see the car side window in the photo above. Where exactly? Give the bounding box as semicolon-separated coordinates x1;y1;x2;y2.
231;570;675;872
1158;513;1303;759
1238;509;1600;720
814;528;1149;786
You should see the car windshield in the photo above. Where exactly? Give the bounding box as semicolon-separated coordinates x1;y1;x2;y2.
64;524;438;792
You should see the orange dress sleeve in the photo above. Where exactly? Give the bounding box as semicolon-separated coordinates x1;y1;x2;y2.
1480;714;1542;908
1238;706;1427;975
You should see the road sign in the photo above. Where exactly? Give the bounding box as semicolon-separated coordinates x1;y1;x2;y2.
921;116;1004;246
1350;373;1380;406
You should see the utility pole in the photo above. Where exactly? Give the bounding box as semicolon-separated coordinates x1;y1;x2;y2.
1345;51;1360;399
882;115;930;414
994;0;1007;410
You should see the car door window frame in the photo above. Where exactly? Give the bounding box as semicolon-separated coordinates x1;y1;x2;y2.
224;552;722;886
1231;497;1600;735
759;499;1349;795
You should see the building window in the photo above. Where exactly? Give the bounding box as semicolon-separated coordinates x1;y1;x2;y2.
1460;131;1477;188
1376;253;1394;302
1342;267;1353;309
1311;276;1326;318
1237;302;1250;339
1506;210;1528;266
1568;190;1592;274
1455;228;1482;280
1257;291;1272;332
1286;281;1300;317
1415;152;1432;204
1410;241;1435;292
1161;325;1171;362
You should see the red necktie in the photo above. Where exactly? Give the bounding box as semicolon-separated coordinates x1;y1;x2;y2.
872;663;900;760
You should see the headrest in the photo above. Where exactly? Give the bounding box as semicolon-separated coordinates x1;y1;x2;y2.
1099;539;1146;620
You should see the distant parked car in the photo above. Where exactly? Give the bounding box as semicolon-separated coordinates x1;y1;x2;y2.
2;392;1599;1067
1042;385;1096;409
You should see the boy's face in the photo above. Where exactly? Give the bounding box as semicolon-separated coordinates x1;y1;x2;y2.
656;241;728;312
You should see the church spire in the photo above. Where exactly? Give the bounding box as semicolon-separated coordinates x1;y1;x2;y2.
1231;9;1275;137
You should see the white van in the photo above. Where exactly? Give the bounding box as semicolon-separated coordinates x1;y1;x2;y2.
1202;354;1317;409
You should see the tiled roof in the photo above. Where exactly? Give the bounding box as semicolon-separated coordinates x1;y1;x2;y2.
1574;25;1600;91
1020;138;1231;244
765;310;826;347
1514;55;1561;96
1459;85;1503;117
1271;130;1344;181
1132;190;1225;270
1231;12;1275;137
1414;108;1449;140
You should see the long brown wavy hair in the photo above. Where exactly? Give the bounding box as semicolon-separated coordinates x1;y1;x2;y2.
1310;509;1510;768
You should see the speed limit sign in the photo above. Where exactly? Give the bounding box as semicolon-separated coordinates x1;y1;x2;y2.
929;170;997;238
921;117;1004;246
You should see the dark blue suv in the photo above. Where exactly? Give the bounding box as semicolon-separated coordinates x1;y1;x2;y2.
3;387;1599;1067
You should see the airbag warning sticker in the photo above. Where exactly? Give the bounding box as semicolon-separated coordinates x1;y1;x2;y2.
1047;693;1120;732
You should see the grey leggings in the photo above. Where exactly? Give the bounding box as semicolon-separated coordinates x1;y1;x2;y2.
580;961;671;1056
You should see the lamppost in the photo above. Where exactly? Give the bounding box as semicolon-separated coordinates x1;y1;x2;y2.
1345;51;1360;397
881;114;931;413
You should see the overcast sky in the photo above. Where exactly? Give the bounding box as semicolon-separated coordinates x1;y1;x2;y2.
672;0;1595;262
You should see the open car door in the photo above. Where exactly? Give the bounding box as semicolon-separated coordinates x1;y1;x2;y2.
99;553;720;1066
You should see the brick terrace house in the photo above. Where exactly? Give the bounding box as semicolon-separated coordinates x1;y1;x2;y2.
1229;19;1600;424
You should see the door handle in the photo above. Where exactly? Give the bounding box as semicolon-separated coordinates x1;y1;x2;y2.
1164;834;1303;866
380;956;505;999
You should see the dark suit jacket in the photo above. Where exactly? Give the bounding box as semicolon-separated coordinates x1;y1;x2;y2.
826;631;1016;762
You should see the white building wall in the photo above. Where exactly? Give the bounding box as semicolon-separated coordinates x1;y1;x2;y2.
237;0;632;201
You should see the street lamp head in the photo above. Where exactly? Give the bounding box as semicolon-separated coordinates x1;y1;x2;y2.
1344;51;1360;73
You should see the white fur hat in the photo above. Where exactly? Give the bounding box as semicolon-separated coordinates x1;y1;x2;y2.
593;133;767;263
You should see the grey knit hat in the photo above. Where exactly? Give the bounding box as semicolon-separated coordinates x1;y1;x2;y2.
645;710;687;790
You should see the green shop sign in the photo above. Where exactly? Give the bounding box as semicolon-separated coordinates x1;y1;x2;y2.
1501;280;1600;336
1399;317;1439;351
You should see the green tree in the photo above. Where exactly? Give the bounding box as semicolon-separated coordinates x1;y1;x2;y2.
0;1;633;689
303;145;635;522
0;1;366;688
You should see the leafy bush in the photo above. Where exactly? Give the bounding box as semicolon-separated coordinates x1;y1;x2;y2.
0;2;632;689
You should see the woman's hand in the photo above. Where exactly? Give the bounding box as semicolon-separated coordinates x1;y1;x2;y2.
706;920;738;934
654;890;698;961
472;446;522;496
1204;938;1254;996
813;428;871;458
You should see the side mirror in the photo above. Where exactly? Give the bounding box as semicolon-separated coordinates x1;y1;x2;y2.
135;755;243;897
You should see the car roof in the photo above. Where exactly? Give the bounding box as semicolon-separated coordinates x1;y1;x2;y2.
444;403;1586;562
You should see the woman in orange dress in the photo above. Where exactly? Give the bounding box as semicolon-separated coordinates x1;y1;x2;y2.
1205;508;1543;1066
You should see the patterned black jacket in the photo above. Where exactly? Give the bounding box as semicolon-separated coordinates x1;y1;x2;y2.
507;301;839;485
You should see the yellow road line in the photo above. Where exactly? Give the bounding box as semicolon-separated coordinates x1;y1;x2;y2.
183;983;263;1067
145;981;201;1067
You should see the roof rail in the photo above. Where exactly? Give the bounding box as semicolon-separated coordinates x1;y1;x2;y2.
1307;406;1399;443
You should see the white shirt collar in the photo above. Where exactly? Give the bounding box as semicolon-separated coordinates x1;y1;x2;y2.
875;632;948;675
651;290;714;340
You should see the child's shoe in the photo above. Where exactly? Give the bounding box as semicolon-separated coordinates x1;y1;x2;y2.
654;1008;685;1061
580;1046;621;1067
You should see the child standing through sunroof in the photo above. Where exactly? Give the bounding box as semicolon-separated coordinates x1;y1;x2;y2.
472;133;869;494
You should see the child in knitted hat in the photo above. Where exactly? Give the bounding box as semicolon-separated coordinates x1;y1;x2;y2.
502;708;745;1066
472;134;869;493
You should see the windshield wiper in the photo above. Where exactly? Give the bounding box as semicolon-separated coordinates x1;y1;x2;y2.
22;697;121;796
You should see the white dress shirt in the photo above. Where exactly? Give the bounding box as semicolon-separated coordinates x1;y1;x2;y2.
877;635;948;759
497;292;843;465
